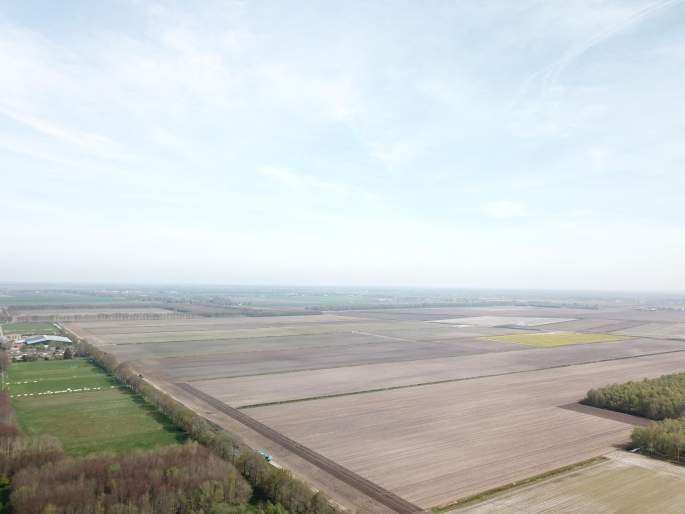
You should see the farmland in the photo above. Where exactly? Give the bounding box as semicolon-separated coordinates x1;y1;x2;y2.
616;322;685;340
143;338;526;381
77;322;440;344
480;331;633;347
8;360;186;457
454;451;685;514
244;352;685;508
429;316;574;327
1;322;60;335
69;306;685;512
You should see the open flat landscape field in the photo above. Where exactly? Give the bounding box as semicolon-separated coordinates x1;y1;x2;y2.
78;313;355;333
480;331;633;347
103;331;526;362
246;352;685;508
145;338;526;381
337;307;685;323
73;306;685;512
429;316;575;327
455;451;685;514
615;322;685;340
70;316;440;344
184;337;685;406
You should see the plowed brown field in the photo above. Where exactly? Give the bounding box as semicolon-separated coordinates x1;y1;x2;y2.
246;352;685;508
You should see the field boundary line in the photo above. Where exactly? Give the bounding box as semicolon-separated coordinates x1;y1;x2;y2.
236;347;685;408
430;456;608;513
177;383;424;514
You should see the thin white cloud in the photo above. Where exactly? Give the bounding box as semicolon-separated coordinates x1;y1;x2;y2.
529;0;685;92
253;166;381;206
483;201;531;218
1;109;123;157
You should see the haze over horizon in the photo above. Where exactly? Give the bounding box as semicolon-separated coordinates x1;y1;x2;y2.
2;1;685;290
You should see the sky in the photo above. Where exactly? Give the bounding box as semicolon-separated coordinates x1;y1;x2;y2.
1;0;684;290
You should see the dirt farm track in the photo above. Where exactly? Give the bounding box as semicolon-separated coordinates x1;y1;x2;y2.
67;306;685;512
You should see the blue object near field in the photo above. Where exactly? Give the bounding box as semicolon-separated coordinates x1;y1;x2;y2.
258;451;273;461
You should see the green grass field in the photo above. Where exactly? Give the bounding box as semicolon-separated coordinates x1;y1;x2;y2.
6;359;119;396
480;332;634;347
8;360;186;457
1;322;60;335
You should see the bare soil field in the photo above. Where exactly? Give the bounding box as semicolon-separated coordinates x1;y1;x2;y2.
429;316;575;327
97;328;525;361
74;306;685;512
192;338;685;407
246;352;685;508
75;314;366;334
338;307;685;323
365;326;523;341
146;339;525;381
537;318;624;331
615;322;685;340
71;318;441;345
455;451;685;514
334;307;582;322
578;310;685;323
101;332;410;360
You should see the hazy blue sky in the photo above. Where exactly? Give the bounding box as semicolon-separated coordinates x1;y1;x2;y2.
1;1;684;289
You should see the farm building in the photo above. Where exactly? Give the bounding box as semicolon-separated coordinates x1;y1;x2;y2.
25;335;72;345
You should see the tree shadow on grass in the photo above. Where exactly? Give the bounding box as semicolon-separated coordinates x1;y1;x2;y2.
118;388;188;445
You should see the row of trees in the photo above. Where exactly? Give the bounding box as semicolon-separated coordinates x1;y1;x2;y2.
7;303;165;312
583;373;685;420
311;300;513;311
164;305;321;318
0;389;64;481
16;313;200;323
80;341;339;514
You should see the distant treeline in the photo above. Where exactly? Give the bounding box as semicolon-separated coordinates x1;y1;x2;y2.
309;300;514;311
15;312;201;323
8;303;166;312
80;341;339;514
165;304;321;318
10;304;322;322
583;373;685;420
